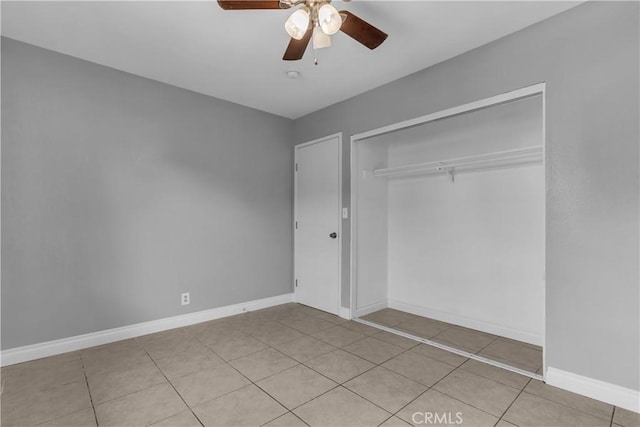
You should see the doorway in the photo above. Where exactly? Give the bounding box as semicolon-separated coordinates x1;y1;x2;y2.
294;133;342;315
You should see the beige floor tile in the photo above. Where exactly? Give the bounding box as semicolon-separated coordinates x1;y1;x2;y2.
263;412;309;426
230;348;298;382
343;337;405;364
36;408;96;427
397;389;499;427
151;410;202;426
379;416;412;426
411;344;468;367
193;384;287;427
170;363;250;407
361;309;416;327
185;319;239;342
257;365;337;409
2;380;92;426
341;321;382;336
81;339;152;376
372;331;420;350
275;310;311;324
206;330;269;361
312;325;366;347
498;337;542;351
142;333;212;360
2;351;80;376
275;336;336;363
382;351;455;387
250;323;306;346
95;382;187;426
478;339;542;372
312;312;348;325
503;392;610;427
458;359;530;390
305;349;375;383
87;359;166;404
495;420;518;427
431;326;496;353
286;317;336;335
293;387;390;427
395;317;451;338
524;380;613;421
614;407;640;427
2;357;85;394
294;305;327;317
344;366;427;413
433;369;520;416
155;345;225;379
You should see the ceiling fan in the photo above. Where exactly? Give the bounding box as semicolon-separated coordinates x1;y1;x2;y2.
217;0;388;62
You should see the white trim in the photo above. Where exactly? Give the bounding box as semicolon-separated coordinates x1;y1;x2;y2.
541;83;547;381
0;293;294;367
349;136;358;321
354;318;542;381
388;299;542;346
349;135;358;325
354;300;387;318
351;83;546;142
294;133;343;316
339;307;351;320
546;367;640;413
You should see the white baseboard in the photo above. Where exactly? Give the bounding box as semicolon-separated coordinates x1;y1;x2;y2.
1;293;294;367
388;299;543;346
339;307;351;320
546;367;640;413
355;300;387;318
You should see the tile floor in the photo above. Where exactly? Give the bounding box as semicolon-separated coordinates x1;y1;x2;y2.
1;303;638;427
361;309;543;374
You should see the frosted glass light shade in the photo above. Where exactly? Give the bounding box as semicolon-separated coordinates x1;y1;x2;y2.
318;4;341;35
285;8;310;40
312;25;332;49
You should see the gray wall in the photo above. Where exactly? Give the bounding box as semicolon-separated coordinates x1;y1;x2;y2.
1;38;294;349
293;2;639;391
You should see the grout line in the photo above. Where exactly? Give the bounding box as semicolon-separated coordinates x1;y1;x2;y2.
354;318;542;380
142;348;205;427
495;377;532;425
78;352;100;427
610;407;615;427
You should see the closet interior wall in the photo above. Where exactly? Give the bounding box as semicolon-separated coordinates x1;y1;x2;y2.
352;93;545;367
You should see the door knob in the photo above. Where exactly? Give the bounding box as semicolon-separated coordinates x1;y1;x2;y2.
329;232;337;239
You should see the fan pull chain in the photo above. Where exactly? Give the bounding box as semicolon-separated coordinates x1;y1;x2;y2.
314;49;318;65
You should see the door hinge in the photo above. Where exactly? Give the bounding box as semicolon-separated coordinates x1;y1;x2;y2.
295;221;298;229
295;279;298;287
295;163;298;172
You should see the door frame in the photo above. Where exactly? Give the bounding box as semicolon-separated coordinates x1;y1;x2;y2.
293;132;343;315
350;83;546;378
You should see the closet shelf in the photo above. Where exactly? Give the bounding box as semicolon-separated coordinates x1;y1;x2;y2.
373;146;543;179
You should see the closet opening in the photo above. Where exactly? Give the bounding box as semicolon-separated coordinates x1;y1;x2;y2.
350;84;545;379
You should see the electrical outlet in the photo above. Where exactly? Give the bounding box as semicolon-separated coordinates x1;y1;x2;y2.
181;292;190;306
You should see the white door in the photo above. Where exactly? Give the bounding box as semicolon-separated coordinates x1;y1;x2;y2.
294;134;341;315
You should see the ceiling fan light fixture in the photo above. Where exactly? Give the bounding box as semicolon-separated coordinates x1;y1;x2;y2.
284;7;310;40
312;25;332;49
318;3;342;35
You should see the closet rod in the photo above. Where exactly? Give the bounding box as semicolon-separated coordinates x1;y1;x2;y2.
373;146;542;178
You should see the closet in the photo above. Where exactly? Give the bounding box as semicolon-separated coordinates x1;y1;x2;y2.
351;85;545;377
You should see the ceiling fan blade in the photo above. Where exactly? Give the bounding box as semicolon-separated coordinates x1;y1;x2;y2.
339;10;387;50
283;27;312;61
217;0;282;10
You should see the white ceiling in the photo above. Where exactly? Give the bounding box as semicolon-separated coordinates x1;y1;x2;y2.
1;1;579;119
